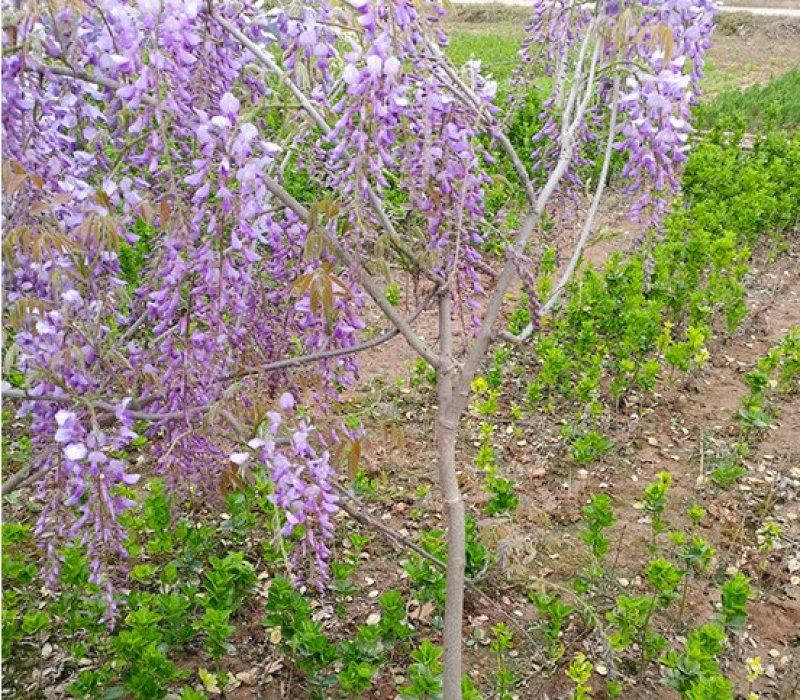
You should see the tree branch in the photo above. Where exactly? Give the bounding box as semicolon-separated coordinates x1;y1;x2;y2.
30;62;157;107
452;25;600;412
503;72;621;344
220;289;437;382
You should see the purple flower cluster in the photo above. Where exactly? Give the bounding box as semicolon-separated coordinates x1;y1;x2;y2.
2;0;363;611
2;0;718;617
230;393;338;587
520;0;717;224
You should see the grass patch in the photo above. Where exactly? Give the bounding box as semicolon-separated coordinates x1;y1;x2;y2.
696;68;800;132
446;24;524;84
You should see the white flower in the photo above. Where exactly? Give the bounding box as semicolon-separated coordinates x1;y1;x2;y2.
64;443;88;461
55;410;75;426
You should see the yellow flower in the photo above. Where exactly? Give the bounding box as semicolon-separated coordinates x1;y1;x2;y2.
746;656;764;683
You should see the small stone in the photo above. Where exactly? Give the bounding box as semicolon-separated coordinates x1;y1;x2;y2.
235;669;260;686
619;578;630;588
366;613;381;626
596;664;608;676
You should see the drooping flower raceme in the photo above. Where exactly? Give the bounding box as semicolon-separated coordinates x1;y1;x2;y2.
520;0;718;223
3;0;716;616
2;0;362;604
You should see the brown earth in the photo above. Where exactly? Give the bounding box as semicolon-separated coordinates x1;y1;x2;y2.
335;239;800;699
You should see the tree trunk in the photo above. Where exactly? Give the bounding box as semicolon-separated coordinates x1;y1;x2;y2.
436;294;466;700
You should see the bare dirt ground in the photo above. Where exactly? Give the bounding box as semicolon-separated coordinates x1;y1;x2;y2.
343;238;800;699
709;14;800;88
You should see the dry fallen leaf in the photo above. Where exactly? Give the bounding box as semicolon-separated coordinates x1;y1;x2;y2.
409;601;435;623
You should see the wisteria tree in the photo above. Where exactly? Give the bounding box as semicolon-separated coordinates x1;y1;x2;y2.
2;0;716;696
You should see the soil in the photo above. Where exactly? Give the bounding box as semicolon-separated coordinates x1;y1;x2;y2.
333;237;800;700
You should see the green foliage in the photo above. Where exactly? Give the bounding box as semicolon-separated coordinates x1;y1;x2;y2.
473;420;519;515
196;607;235;658
571;430;613;466
662;623;728;697
696;68;800;132
265;571;419;698
719;573;752;630
566;653;593;700
398;638;443;698
643;472;672;539
403;520;491;609
447;28;524;84
385;281;402;306
530;591;574;660
202;552;256;610
265;576;337;683
738;327;800;439
410;358;437;389
606;593;666;660
490;622;517;699
684;673;734;700
581;494;616;573
119;218;156;287
644;558;683;607
111;605;183;699
483;474;520;516
506;127;800;466
710;460;746;489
